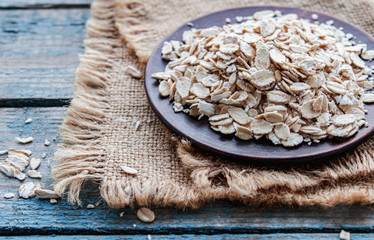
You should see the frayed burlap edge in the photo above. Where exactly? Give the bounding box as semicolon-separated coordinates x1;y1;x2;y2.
175;138;374;207
52;0;120;205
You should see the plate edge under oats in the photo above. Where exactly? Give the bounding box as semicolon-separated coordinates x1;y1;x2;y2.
144;6;374;163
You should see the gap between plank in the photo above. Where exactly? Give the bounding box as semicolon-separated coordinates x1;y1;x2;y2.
0;226;371;236
0;98;71;107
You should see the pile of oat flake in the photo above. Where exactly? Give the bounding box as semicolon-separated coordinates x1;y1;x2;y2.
152;10;374;147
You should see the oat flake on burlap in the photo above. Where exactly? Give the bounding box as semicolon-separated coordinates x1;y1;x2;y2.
53;0;374;208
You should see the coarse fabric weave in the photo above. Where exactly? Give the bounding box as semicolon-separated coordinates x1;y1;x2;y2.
53;0;374;208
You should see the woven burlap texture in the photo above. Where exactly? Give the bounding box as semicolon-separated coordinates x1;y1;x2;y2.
53;0;374;208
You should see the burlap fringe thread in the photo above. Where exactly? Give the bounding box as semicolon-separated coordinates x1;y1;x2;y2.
177;139;374;207
53;0;374;208
52;0;119;205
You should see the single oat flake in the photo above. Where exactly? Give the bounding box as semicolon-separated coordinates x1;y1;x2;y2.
34;189;61;199
4;192;15;199
24;118;32;124
120;165;138;175
27;170;42;179
125;65;143;79
16;137;34;144
339;229;350;240
153;10;374;147
30;158;41;170
87;204;95;209
136;207;155;223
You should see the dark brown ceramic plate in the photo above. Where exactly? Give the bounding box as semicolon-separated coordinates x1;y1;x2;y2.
145;6;374;163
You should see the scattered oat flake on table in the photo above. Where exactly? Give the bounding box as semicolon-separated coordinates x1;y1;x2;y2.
0;149;30;180
16;137;34;144
44;139;50;146
339;229;350;240
0;163;26;180
6;153;29;171
4;193;15;199
0;163;20;177
125;65;143;79
147;234;152;240
42;153;47;159
8;149;32;157
136;207;155;223
50;199;57;204
15;172;26;181
119;212;124;217
30;158;41;170
87;204;95;209
24;118;32;124
120;165;138;175
34;189;61;199
311;14;318;20
19;182;40;199
153;10;374;147
27;170;42;179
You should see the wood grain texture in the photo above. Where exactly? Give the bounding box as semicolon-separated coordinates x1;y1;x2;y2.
1;108;374;235
1;233;373;239
0;8;89;101
0;0;91;9
3;195;374;235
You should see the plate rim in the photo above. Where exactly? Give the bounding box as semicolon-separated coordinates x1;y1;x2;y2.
144;5;374;163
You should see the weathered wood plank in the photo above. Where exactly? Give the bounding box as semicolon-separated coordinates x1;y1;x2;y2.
0;0;91;9
0;8;90;101
0;233;372;239
1;107;374;236
9;196;374;235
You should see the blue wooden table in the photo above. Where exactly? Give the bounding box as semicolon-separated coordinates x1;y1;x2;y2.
1;1;374;239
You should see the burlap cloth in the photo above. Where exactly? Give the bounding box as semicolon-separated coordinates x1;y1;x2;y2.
52;0;374;208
